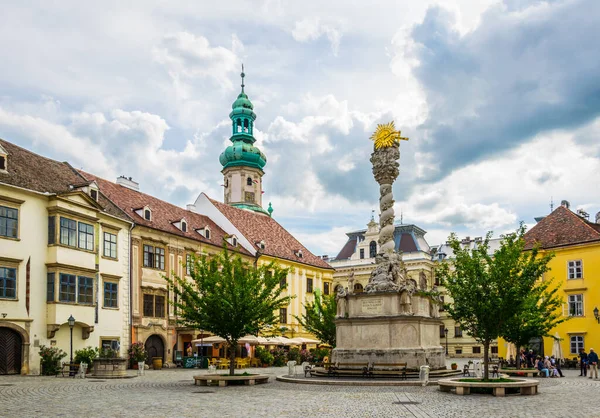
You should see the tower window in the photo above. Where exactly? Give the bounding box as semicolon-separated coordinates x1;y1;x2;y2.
243;119;249;133
247;177;253;186
236;119;242;133
369;241;377;258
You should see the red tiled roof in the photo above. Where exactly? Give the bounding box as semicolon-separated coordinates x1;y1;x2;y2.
79;172;248;255
208;196;332;270
335;238;357;260
524;205;600;250
0;138;83;194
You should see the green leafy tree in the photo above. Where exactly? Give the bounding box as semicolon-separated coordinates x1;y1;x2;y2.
165;248;291;376
295;289;337;348
502;276;566;369
437;225;555;379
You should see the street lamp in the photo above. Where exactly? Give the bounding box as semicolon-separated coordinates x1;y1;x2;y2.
594;307;600;324
68;315;75;376
444;328;449;355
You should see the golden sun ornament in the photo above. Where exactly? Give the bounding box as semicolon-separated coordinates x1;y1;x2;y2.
370;121;408;149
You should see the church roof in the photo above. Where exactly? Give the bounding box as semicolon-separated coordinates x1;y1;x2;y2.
524;205;600;250
207;196;332;270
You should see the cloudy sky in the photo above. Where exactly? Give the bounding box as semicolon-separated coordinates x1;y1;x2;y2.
1;0;599;257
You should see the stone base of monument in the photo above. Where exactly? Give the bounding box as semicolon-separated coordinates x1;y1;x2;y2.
333;292;445;371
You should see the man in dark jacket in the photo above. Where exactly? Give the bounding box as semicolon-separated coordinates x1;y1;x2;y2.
588;348;598;380
580;348;588;376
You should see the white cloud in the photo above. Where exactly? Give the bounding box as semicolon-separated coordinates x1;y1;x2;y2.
292;18;342;56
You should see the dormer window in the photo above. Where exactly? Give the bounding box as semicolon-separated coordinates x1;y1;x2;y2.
227;235;238;247
90;189;98;201
256;240;265;250
232;237;237;247
144;209;151;221
196;227;211;240
181;221;187;232
295;249;303;258
0;144;7;173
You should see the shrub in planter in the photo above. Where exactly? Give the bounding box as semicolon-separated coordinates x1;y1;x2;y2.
127;342;147;365
39;345;67;376
300;349;314;363
74;347;98;370
287;348;301;364
271;347;287;367
451;363;458;370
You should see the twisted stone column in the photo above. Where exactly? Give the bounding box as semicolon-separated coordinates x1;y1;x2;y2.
370;144;400;255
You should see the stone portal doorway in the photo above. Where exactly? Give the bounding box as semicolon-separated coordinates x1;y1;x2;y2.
144;335;164;364
0;327;22;375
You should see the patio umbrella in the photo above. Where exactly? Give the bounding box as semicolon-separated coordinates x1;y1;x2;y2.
506;343;516;360
238;335;262;345
552;332;564;360
288;337;320;345
192;335;226;345
266;336;294;345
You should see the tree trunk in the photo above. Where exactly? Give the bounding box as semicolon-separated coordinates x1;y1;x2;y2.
516;348;521;370
229;342;236;376
483;340;490;380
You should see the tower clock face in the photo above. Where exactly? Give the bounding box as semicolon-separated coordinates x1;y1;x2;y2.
245;191;255;203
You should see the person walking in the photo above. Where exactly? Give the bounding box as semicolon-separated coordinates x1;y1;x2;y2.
580;348;588;377
588;348;598;380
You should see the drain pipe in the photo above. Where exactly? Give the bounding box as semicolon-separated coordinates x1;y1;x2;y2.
128;222;135;349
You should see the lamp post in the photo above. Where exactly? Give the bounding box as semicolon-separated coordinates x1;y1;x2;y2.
444;328;449;355
594;307;600;324
68;315;75;376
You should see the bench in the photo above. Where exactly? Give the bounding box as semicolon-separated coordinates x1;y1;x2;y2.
193;374;269;387
324;362;371;377
367;363;407;379
463;363;499;378
438;377;539;397
57;362;80;378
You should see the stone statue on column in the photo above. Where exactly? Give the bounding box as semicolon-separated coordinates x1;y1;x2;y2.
364;121;408;294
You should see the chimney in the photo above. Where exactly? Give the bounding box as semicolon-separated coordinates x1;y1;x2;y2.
561;200;570;209
116;175;139;191
577;209;590;221
186;204;195;212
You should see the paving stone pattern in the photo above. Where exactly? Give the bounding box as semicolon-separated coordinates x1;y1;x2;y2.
1;366;599;417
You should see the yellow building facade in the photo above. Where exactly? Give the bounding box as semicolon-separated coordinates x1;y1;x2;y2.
498;203;600;360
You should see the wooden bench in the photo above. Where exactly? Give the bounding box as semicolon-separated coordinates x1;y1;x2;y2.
57;362;80;378
367;363;407;379
194;374;270;387
324;362;370;377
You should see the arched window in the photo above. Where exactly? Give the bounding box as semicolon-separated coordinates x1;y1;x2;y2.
236;119;242;133
144;209;151;221
247;177;253;186
369;241;377;258
354;283;364;293
243;119;249;133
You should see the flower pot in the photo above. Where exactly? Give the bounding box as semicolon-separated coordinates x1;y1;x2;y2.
152;357;163;370
451;364;458;370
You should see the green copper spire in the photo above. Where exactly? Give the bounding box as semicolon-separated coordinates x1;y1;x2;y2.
219;65;266;171
268;202;273;217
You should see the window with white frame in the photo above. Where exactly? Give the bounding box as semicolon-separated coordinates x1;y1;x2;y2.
568;294;583;316
103;232;117;258
568;260;583;279
571;335;584;354
78;223;94;250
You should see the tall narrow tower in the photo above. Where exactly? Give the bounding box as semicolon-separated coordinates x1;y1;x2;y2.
219;66;269;215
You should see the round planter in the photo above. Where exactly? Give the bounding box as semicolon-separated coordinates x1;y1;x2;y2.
152;357;163;370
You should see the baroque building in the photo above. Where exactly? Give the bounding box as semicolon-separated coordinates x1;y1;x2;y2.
0;140;131;375
330;215;500;358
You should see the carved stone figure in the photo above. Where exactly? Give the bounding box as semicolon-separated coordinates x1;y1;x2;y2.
347;269;355;294
419;270;428;291
336;286;348;318
429;285;441;318
399;290;413;315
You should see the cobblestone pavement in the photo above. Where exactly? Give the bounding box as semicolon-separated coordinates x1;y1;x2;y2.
1;366;600;418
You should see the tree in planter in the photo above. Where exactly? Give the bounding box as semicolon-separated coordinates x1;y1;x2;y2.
295;289;336;348
437;225;555;380
501;276;566;369
74;347;98;370
166;247;291;376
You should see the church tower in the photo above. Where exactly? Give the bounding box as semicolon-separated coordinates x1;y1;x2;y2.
219;66;269;215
